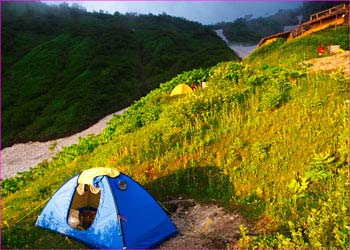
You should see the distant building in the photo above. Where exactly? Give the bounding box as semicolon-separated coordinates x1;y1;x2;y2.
283;25;298;32
289;4;349;40
257;4;349;48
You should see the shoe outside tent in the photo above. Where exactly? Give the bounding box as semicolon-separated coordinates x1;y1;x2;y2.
35;168;177;249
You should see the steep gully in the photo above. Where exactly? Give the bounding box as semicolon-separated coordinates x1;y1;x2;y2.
214;29;257;59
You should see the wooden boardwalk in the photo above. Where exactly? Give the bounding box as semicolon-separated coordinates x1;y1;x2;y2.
257;4;349;48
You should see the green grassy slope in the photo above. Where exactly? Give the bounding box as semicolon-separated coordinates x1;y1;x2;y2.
246;25;349;67
2;26;349;248
1;2;238;147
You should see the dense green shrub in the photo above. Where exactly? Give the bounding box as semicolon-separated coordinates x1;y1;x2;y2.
2;2;237;147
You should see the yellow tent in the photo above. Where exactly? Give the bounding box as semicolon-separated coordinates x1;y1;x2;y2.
170;84;193;97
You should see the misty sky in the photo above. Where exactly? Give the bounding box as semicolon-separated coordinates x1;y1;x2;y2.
45;1;302;25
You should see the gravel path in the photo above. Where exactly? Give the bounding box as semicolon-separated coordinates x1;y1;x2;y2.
1;107;129;179
306;51;350;76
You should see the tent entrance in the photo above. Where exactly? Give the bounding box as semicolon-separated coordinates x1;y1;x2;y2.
67;184;101;230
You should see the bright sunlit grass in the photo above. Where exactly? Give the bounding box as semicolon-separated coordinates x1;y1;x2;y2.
2;25;349;248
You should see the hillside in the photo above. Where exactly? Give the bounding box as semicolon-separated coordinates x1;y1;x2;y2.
2;22;349;249
1;2;238;148
246;25;349;67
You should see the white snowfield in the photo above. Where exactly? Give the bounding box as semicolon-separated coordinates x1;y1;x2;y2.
1;107;128;179
214;29;256;58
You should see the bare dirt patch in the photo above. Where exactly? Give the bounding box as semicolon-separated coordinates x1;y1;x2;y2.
159;199;248;249
306;51;350;76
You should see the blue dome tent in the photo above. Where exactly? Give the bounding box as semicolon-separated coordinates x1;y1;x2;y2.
35;168;178;249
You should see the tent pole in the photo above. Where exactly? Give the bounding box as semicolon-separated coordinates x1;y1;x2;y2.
106;178;127;249
117;215;127;250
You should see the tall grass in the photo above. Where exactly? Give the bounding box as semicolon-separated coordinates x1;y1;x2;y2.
2;25;349;248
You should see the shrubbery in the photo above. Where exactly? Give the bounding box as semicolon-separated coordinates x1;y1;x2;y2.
2;23;349;248
2;2;237;147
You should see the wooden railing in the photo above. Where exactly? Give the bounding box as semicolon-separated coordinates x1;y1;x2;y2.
310;4;348;21
257;4;349;47
289;4;349;39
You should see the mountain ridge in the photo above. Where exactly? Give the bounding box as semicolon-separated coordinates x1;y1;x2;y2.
2;1;238;148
